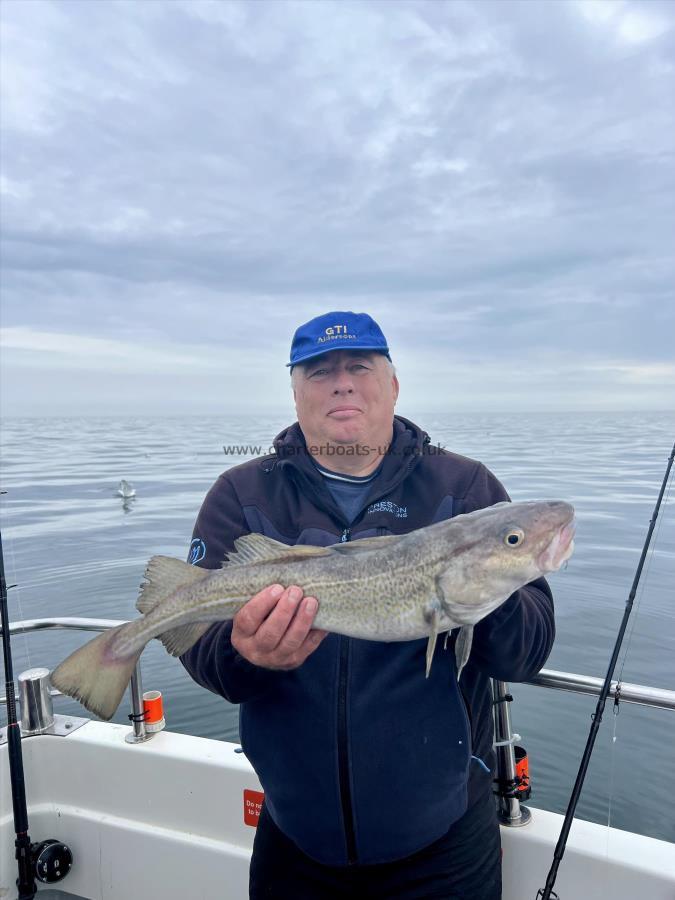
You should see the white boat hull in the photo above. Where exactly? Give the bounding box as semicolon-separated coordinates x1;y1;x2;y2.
2;722;674;899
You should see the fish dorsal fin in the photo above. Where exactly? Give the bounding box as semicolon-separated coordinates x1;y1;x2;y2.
223;531;404;568
136;556;209;615
223;534;333;567
331;533;404;554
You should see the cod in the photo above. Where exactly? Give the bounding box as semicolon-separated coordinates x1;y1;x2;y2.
51;499;575;721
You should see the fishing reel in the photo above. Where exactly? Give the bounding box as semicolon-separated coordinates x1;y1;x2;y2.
30;838;73;884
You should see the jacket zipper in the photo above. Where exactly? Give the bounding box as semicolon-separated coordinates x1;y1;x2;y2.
458;681;473;759
337;526;358;864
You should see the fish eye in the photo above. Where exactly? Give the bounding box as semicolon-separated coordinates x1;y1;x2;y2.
504;528;525;547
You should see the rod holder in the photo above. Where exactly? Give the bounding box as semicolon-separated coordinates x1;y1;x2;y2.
492;679;531;827
125;661;151;744
19;667;55;735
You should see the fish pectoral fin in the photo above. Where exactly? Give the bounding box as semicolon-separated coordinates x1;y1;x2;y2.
435;571;476;626
425;605;441;678
434;575;472;675
137;556;210;615
158;622;211;657
454;626;474;680
224;534;332;567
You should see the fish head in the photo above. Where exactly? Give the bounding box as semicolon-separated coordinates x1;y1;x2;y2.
466;499;576;587
436;500;576;625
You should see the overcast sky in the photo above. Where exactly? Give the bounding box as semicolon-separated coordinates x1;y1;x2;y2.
1;0;673;417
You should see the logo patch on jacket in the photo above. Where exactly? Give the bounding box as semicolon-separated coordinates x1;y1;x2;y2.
188;538;206;565
366;500;408;518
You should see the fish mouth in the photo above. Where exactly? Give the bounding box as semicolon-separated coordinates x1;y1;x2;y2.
537;518;576;573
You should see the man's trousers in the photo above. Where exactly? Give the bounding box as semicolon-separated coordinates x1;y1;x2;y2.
249;788;502;900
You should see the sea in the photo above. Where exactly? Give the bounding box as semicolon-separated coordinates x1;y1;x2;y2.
1;412;673;844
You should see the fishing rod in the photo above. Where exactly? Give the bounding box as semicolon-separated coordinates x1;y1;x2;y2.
0;527;37;899
536;440;675;900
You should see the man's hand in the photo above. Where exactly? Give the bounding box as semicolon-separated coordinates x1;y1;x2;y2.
231;584;328;670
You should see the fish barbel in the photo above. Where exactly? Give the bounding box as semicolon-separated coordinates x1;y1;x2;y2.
51;499;575;721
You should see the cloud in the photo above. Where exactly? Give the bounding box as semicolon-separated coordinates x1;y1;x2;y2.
575;0;671;45
1;326;228;372
585;361;675;384
1;0;674;414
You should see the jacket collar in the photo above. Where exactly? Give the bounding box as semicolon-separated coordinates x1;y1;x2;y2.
271;416;430;525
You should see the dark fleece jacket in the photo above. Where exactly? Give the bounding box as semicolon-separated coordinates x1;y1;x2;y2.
180;415;554;865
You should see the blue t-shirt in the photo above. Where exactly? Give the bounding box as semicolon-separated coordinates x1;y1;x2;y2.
312;458;383;525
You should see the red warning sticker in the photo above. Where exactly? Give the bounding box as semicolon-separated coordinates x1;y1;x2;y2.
244;789;265;827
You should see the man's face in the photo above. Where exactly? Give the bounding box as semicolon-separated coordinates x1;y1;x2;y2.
293;350;399;448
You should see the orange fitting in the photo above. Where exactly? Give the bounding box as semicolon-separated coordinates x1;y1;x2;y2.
143;690;166;732
514;745;530;794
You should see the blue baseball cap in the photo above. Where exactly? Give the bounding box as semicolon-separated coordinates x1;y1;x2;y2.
287;311;391;368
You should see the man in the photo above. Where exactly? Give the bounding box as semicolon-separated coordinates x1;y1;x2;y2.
180;311;555;900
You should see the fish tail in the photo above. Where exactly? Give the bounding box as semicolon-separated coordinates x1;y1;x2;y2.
50;622;144;722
